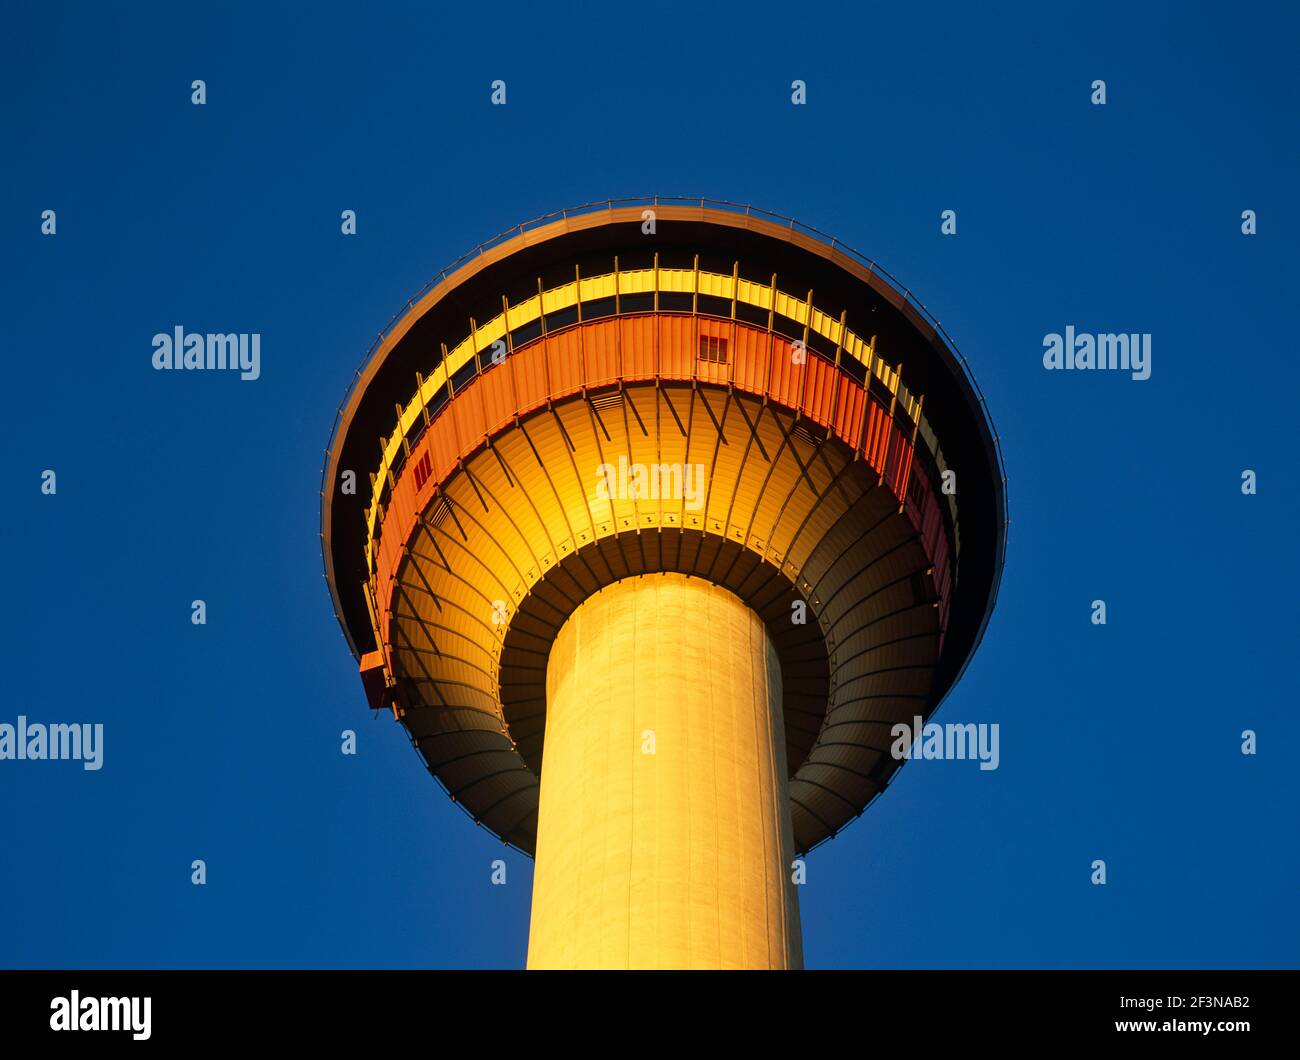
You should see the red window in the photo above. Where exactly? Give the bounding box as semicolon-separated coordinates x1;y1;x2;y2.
412;451;433;491
698;335;728;364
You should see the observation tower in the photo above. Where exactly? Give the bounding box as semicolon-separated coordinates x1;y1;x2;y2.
321;199;1007;969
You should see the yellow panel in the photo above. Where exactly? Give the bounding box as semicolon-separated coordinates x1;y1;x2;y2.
541;281;578;315
475;315;508;350
398;400;420;437
505;296;538;332
698;272;731;298
659;268;694;293
581;275;617;300
419;362;444;406
620;268;655;295
737;279;772;310
773;291;800;320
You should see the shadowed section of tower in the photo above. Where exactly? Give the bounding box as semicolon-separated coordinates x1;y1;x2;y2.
528;575;801;970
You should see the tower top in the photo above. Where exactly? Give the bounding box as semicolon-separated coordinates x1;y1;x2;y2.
321;199;1007;853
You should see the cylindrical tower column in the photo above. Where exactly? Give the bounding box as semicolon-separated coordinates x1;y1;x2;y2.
526;573;802;970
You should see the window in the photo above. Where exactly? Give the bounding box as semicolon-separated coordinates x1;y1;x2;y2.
698;335;728;364
412;451;433;491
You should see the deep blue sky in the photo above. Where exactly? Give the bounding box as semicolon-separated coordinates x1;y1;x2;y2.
2;1;1296;969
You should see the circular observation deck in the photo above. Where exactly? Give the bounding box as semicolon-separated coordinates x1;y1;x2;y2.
321;200;1007;855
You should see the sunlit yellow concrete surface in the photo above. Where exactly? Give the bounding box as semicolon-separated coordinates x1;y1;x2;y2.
527;574;802;970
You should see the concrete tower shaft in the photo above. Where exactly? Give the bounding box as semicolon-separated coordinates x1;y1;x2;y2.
528;574;801;969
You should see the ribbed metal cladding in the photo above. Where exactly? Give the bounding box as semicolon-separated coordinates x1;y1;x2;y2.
386;380;942;854
527;574;802;970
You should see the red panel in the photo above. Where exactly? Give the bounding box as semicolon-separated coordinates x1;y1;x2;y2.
894;468;954;638
896;435;917;503
883;432;899;491
933;532;950;595
885;434;912;496
861;401;877;467
835;380;864;451
862;402;887;471
905;476;924;529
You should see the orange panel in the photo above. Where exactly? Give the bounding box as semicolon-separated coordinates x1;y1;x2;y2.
861;402;883;470
884;434;911;497
511;341;548;416
730;325;767;393
801;356;836;425
834;378;864;449
453;389;487;460
546;333;583;401
478;361;516;437
767;336;797;407
658;315;693;379
376;534;398;613
585;319;618;387
618;315;657;378
427;414;457;485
